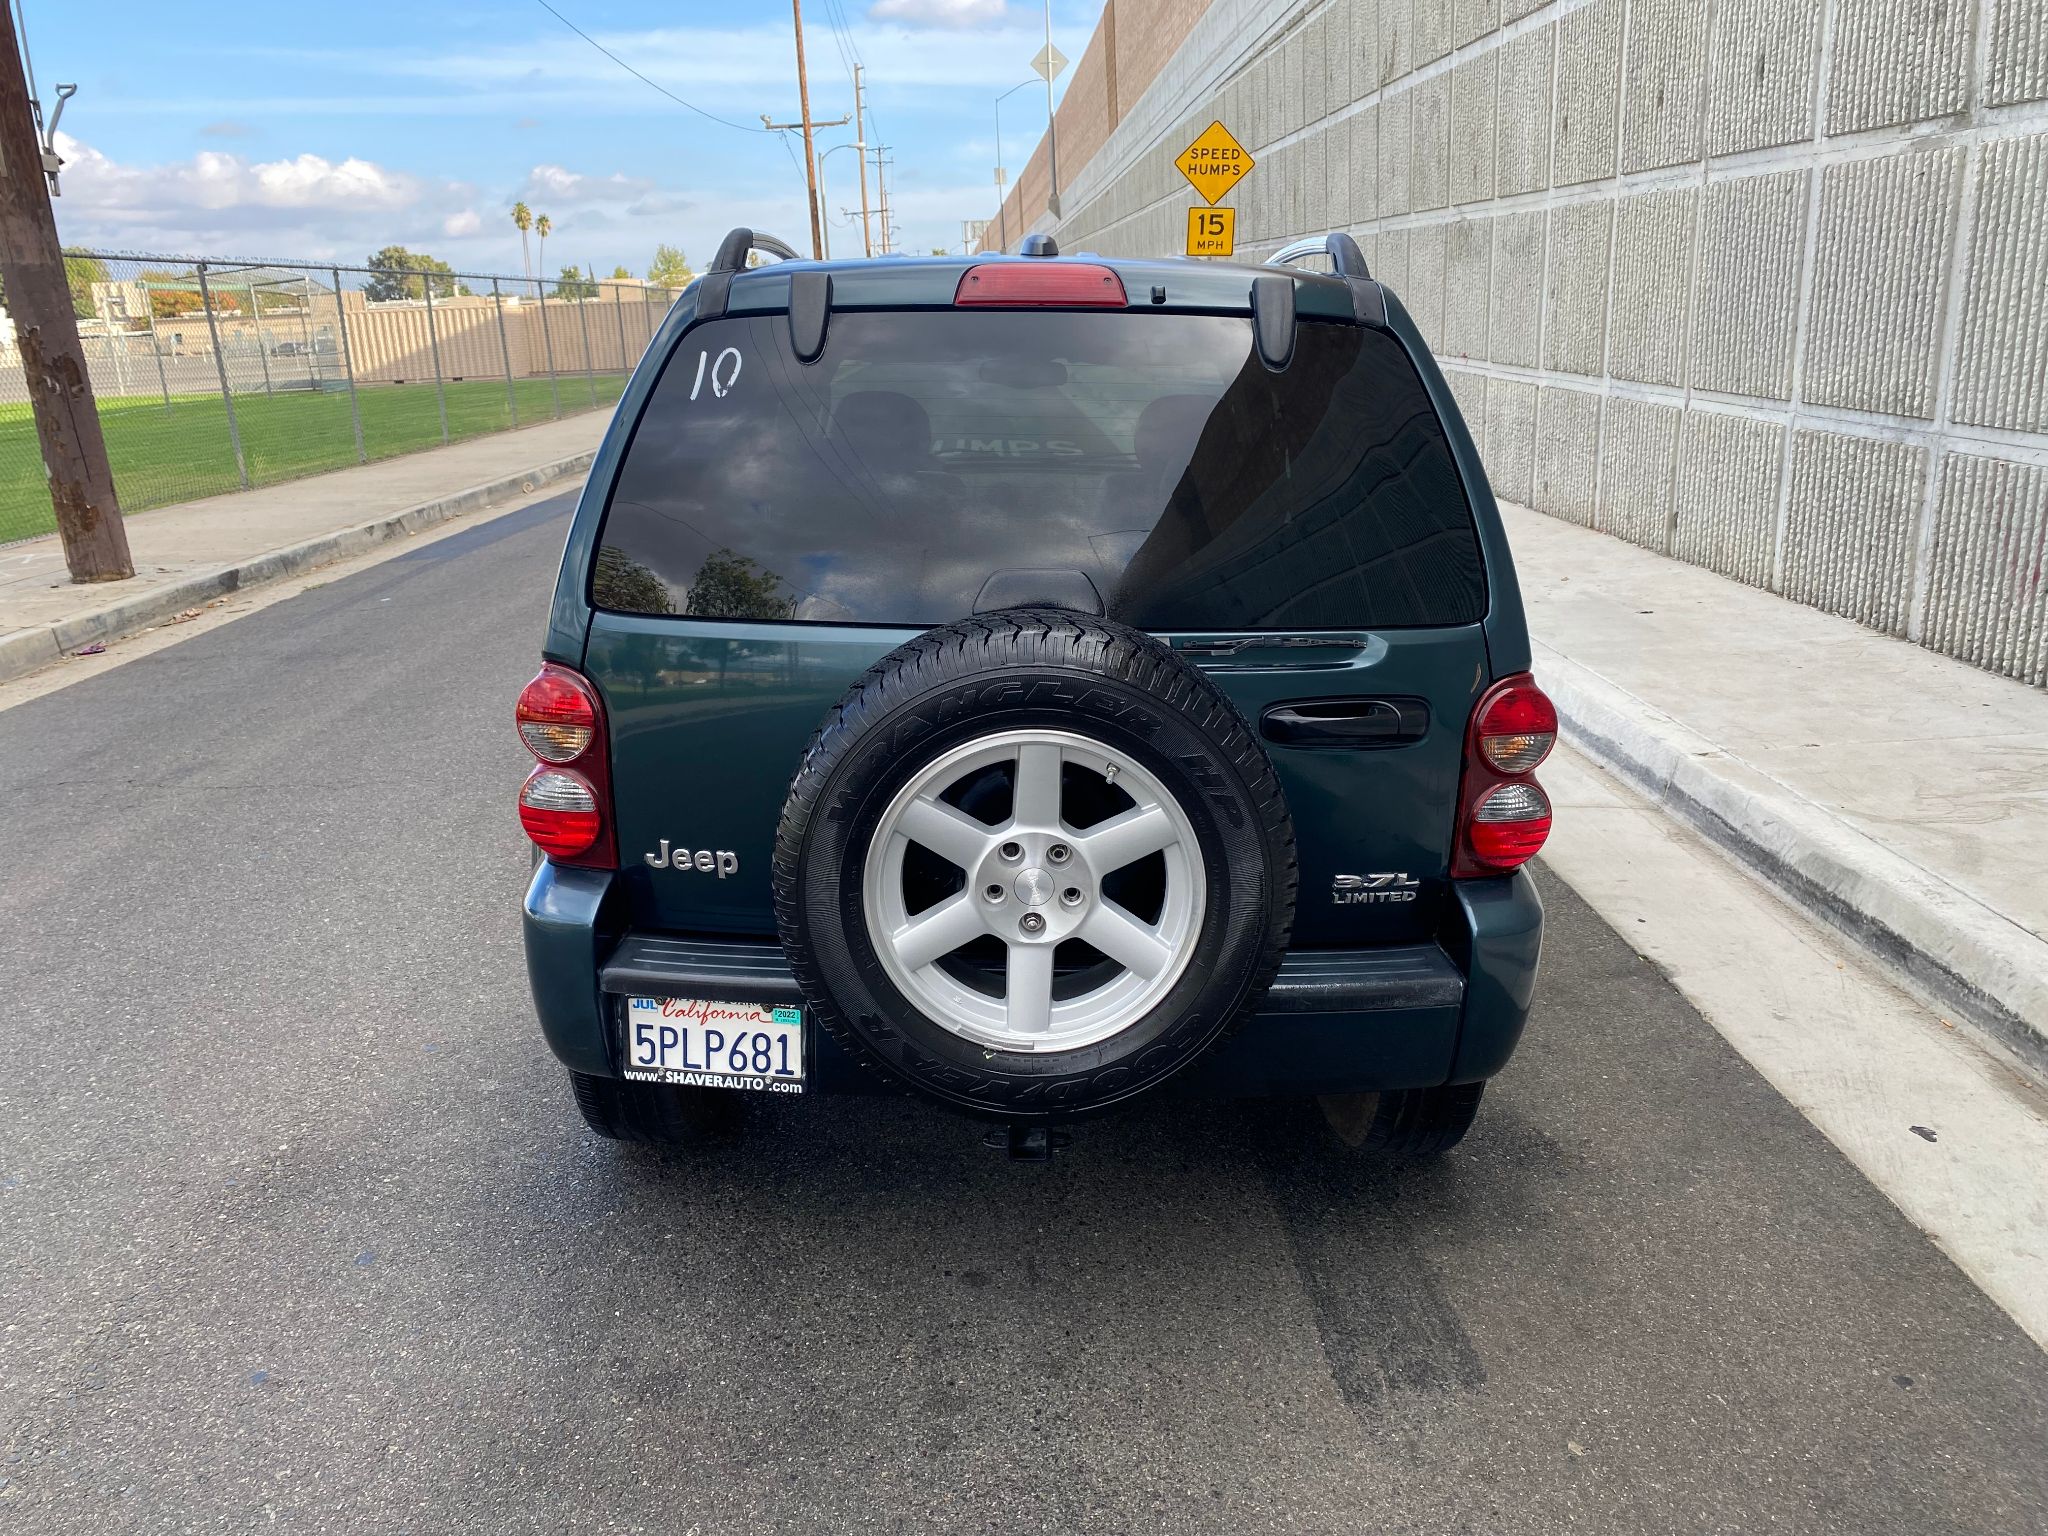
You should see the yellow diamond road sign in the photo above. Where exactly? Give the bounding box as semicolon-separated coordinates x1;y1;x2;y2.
1176;121;1253;205
1186;206;1236;258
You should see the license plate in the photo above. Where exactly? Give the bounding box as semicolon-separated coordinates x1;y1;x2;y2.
623;996;805;1093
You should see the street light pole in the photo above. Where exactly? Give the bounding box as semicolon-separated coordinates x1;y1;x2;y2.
1043;0;1060;218
818;142;865;261
995;79;1035;255
764;100;854;251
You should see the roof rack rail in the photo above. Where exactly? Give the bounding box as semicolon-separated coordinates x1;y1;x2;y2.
709;227;803;273
1263;233;1383;328
1265;233;1371;281
698;227;803;320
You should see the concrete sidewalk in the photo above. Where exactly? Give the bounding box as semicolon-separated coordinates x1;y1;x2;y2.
1505;504;2048;1081
0;414;608;685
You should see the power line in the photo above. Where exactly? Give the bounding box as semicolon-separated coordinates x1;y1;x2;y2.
821;0;862;80
9;0;38;121
771;125;809;185
821;0;858;81
532;0;770;135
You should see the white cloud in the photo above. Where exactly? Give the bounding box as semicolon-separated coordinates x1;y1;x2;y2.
49;133;723;279
52;131;472;262
521;164;653;204
251;153;417;208
867;0;1009;25
58;133;421;220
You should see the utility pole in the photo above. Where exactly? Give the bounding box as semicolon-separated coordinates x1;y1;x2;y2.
791;0;823;259
853;64;874;258
873;145;893;254
762;75;852;259
0;24;131;581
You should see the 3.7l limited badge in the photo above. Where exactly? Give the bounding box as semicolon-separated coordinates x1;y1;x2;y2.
645;841;739;877
1333;872;1419;904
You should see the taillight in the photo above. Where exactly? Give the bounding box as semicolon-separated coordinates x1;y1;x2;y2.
1467;782;1553;867
516;663;615;869
1475;681;1557;773
520;769;602;856
954;263;1128;307
1451;673;1555;877
517;665;598;762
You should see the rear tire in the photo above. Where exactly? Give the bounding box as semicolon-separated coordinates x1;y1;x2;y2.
567;1070;739;1144
1317;1082;1485;1157
774;607;1295;1120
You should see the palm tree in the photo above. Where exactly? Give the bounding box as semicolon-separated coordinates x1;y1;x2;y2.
535;214;553;296
510;202;533;292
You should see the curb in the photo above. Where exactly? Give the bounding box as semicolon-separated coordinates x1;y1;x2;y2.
1534;640;2048;1084
0;450;595;688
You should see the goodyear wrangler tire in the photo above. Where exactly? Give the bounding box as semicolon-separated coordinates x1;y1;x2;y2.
773;608;1296;1119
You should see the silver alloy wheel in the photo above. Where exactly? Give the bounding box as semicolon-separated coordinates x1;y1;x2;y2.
862;728;1206;1053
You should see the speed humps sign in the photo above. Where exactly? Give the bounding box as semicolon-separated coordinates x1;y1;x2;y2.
1186;207;1236;257
1175;121;1254;205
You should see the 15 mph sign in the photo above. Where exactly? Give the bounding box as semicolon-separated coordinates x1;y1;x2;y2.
1186;207;1236;257
1175;121;1254;205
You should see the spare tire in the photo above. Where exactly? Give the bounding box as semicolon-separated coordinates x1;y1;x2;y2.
773;609;1296;1119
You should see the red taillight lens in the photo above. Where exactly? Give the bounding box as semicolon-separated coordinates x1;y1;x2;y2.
516;663;615;869
1475;681;1557;774
517;663;599;763
520;768;603;857
1452;672;1556;877
954;263;1128;308
1467;782;1553;868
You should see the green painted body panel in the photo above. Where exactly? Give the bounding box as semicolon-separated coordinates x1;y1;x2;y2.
522;862;621;1077
1449;872;1546;1082
585;614;909;933
585;612;1486;943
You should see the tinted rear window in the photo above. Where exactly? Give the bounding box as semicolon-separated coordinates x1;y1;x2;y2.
593;309;1483;629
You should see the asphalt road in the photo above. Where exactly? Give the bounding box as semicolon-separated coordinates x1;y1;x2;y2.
3;492;2044;1535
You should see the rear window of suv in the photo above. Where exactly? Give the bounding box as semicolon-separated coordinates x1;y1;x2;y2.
592;307;1484;630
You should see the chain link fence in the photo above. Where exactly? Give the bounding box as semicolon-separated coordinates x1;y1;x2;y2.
1;252;686;545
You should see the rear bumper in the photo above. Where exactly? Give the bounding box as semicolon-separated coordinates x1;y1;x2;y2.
523;865;1542;1097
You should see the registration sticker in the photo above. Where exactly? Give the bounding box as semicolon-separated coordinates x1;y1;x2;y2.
623;996;805;1093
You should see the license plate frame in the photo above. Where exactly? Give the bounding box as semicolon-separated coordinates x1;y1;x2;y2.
621;996;806;1094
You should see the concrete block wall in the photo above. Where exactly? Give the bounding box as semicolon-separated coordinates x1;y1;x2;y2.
1017;0;2048;688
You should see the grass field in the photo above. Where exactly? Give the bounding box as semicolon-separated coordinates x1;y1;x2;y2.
0;374;626;546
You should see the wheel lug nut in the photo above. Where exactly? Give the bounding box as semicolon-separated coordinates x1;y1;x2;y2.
1060;887;1084;908
1020;912;1046;935
999;841;1023;862
984;884;1005;903
1047;843;1071;864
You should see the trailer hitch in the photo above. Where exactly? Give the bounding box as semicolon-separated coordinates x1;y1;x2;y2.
985;1123;1072;1162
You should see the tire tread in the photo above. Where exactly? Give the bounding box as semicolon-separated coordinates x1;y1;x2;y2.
1358;1081;1486;1157
772;607;1297;1111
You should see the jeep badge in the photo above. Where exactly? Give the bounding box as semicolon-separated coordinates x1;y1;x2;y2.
644;841;738;877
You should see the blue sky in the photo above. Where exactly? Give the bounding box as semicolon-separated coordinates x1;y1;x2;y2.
33;0;1098;277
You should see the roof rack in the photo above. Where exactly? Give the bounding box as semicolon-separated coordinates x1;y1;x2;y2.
1263;233;1382;327
1265;233;1372;280
709;227;803;272
698;227;803;320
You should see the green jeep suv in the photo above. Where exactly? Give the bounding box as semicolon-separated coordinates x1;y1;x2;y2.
518;229;1550;1158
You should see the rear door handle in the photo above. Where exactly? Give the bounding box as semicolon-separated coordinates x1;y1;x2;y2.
1259;698;1431;748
